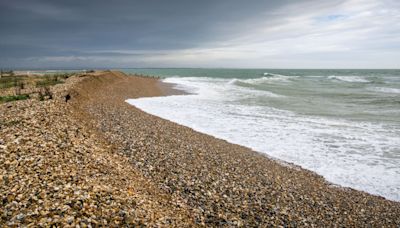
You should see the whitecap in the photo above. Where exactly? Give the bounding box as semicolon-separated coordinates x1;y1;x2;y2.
328;75;370;83
368;87;400;94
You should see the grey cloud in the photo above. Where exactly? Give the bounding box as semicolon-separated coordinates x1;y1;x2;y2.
1;0;399;68
0;0;291;59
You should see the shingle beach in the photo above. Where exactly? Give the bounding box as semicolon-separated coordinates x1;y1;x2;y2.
1;71;399;227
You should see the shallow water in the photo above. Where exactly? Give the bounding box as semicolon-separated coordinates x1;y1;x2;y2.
124;68;400;201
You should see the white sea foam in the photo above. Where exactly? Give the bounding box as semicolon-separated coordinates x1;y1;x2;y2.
263;72;287;77
226;79;284;98
166;77;284;99
368;87;400;94
227;79;238;85
227;75;292;88
247;76;291;83
328;75;370;83
127;76;400;202
260;72;296;82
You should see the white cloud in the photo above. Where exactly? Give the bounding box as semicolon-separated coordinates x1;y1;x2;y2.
133;0;400;68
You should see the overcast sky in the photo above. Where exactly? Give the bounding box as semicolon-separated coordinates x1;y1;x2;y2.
1;0;399;69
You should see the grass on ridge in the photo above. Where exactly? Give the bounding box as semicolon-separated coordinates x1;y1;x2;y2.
0;94;29;103
36;75;62;87
0;76;26;89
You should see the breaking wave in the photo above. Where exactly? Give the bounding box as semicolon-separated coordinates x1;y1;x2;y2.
328;75;370;83
368;87;400;94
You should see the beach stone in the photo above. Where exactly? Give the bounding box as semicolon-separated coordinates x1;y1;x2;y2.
16;213;25;221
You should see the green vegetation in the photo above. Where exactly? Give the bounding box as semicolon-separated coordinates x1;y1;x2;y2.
0;94;29;103
0;72;75;104
36;75;62;87
35;73;72;87
0;76;25;89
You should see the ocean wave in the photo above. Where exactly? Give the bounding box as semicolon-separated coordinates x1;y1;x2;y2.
263;72;296;80
229;74;293;86
328;75;370;83
263;72;285;77
226;79;283;98
250;76;290;83
368;87;400;94
227;79;239;85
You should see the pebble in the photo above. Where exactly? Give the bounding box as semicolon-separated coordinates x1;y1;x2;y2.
66;216;74;224
16;213;25;221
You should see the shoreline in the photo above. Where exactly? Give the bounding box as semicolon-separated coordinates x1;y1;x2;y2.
72;72;399;225
127;74;398;202
1;71;399;226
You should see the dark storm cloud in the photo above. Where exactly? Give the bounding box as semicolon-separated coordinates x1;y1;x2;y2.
0;0;292;67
